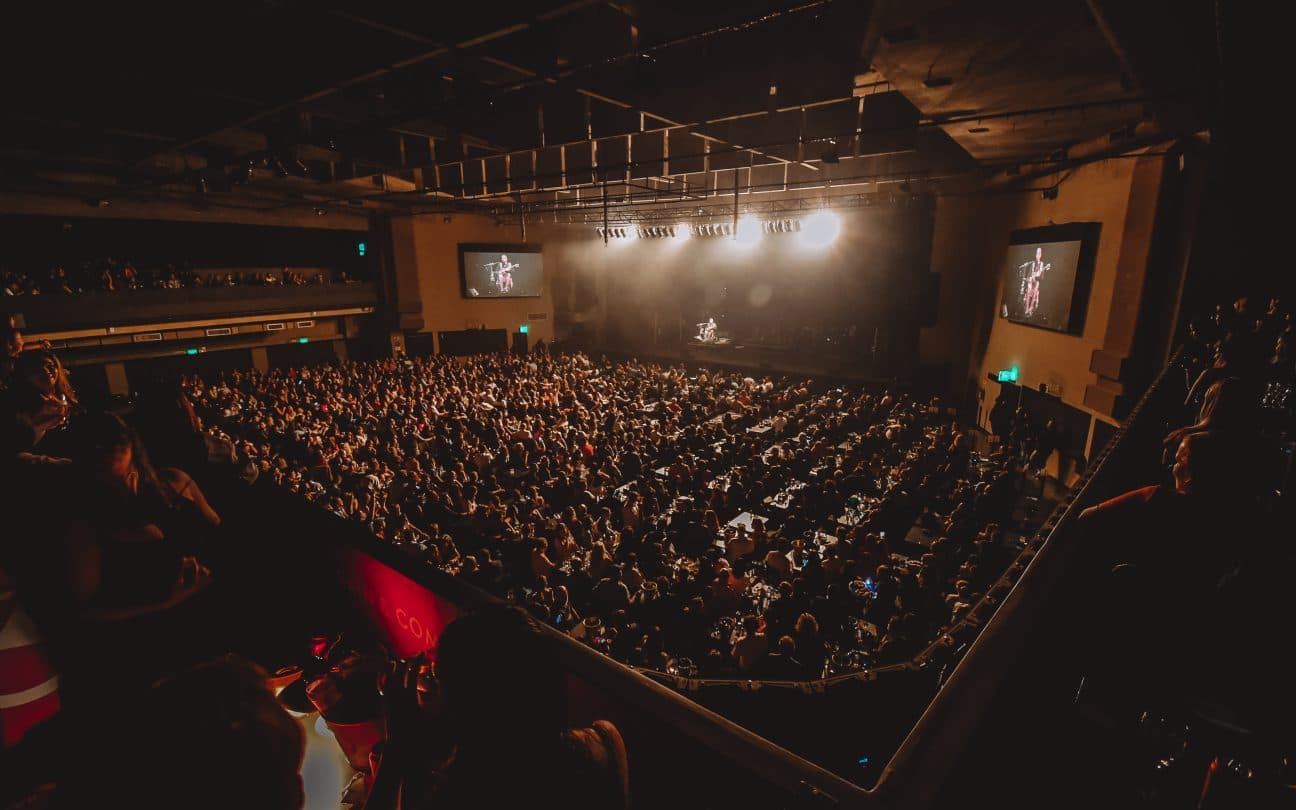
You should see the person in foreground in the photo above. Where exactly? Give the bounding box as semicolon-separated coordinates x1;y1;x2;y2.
2;655;306;810
366;605;629;810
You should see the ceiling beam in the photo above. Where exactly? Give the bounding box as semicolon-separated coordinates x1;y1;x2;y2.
858;0;891;70
1085;0;1145;95
476;53;815;171
131;1;611;169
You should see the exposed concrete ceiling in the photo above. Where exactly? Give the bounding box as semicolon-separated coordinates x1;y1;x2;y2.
0;0;1218;218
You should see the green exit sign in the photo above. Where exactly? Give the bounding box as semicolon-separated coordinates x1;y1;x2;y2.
996;366;1020;383
357;241;366;257
519;324;529;334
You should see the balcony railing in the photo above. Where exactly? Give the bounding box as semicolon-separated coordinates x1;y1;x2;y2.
3;283;379;334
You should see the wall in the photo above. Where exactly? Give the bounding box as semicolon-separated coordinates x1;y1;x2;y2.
921;152;1172;452
391;214;557;348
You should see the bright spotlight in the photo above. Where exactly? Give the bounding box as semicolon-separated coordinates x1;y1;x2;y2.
735;216;762;248
672;224;690;242
799;210;841;249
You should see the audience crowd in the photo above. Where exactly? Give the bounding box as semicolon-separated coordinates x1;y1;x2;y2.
185;350;1028;679
1;290;1288;809
1;257;354;296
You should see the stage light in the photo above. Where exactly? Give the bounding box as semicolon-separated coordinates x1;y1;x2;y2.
735;216;761;248
672;224;690;241
799;210;841;249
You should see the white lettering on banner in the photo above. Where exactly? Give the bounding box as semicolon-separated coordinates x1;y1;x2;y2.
395;607;435;648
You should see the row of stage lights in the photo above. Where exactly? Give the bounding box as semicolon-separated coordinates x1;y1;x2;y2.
596;211;842;249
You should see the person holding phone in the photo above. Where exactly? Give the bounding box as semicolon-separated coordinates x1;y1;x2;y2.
1;349;76;462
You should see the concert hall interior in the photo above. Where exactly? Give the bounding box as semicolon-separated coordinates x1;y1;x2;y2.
1;2;1290;809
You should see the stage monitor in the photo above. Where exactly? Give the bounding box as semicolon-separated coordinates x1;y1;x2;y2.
998;223;1100;334
459;243;544;298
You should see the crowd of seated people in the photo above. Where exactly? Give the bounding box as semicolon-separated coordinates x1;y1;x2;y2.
1075;295;1293;724
186;350;1033;680
1;319;627;808
1;257;350;296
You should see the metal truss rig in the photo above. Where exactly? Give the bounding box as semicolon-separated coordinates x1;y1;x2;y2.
484;188;928;226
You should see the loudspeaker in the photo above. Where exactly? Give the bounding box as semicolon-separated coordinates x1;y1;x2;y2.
859;91;919;156
920;273;941;327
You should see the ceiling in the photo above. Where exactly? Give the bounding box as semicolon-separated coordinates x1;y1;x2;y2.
0;0;1220;220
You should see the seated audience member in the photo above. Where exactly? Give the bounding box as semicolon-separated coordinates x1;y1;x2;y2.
730;615;768;673
0;349;75;462
4;414;219;702
755;635;804;680
1162;376;1254;463
792;613;827;677
1076;431;1262;678
368;606;628;810
62;413;216;606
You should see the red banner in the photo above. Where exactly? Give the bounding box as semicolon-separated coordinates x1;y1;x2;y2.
340;550;459;659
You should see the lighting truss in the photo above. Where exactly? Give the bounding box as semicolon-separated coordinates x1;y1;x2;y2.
597;217;810;239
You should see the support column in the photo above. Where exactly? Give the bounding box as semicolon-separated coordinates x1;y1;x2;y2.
251;347;269;373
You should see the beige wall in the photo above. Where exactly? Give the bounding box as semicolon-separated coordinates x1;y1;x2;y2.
921;154;1169;440
392;214;557;347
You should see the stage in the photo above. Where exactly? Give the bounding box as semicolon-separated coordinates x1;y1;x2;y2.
679;338;881;380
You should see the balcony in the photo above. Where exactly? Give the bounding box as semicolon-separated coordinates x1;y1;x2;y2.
2;283;380;335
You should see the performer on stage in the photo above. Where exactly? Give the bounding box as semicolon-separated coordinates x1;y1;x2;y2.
1017;247;1051;318
695;317;717;343
489;254;517;294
